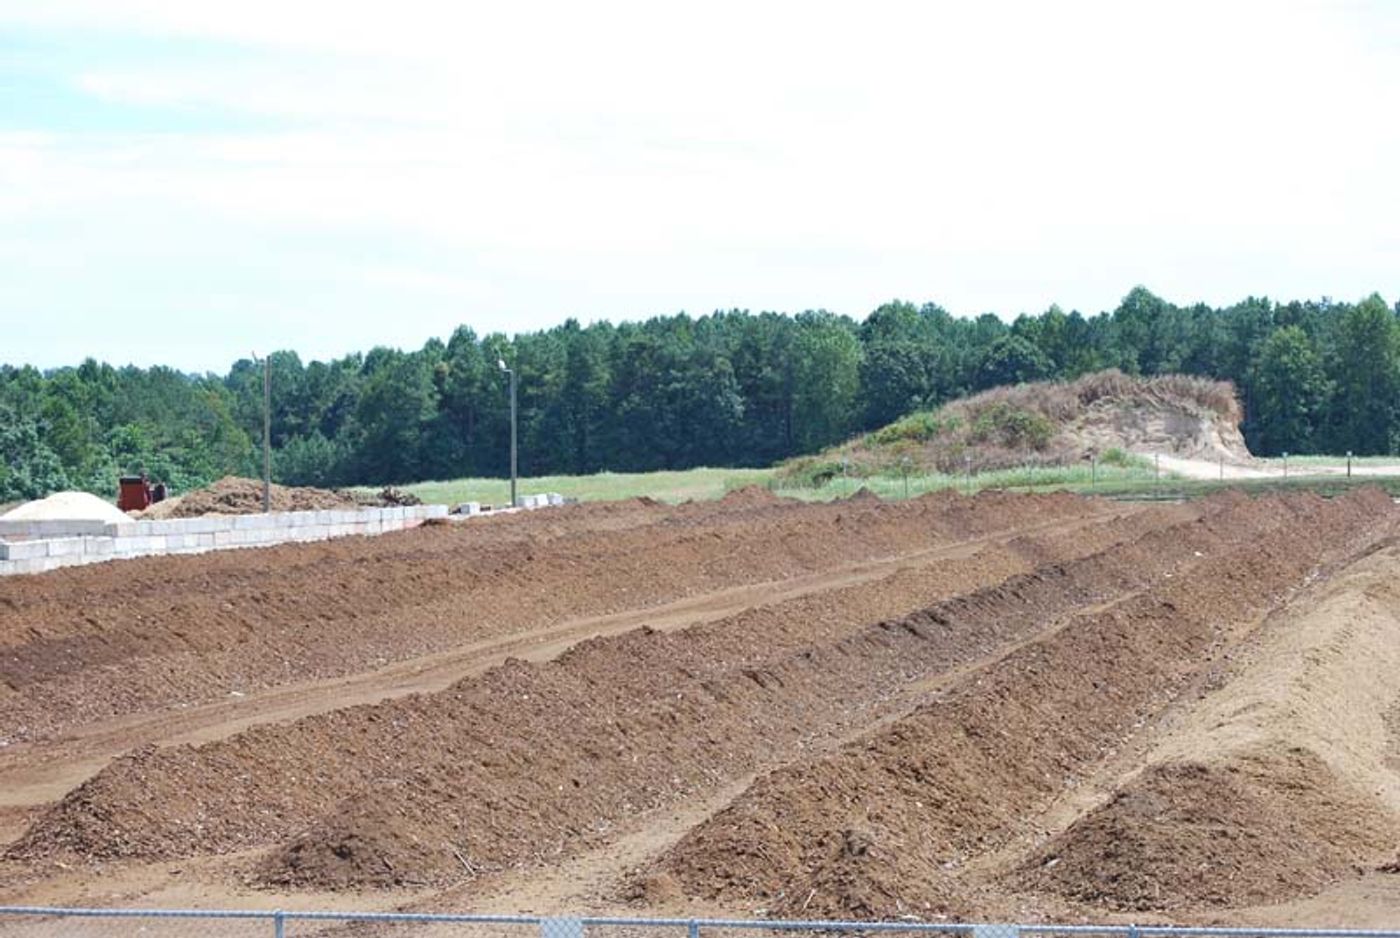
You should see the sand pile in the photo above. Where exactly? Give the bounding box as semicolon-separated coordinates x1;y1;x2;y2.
1;491;129;524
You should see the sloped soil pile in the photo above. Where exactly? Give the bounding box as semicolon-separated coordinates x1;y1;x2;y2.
7;500;1202;879
717;485;782;509
1017;751;1396;912
5;488;1102;742
143;476;358;518
644;489;1394;919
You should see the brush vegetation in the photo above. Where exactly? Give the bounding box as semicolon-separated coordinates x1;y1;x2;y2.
780;370;1240;485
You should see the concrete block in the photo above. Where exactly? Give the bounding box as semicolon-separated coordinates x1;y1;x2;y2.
0;539;49;560
233;513;274;530
102;522;139;538
212;530;237;548
83;536;116;556
326;510;354;525
453;501;481;516
45;537;86;558
423;504;450;519
547;493;565;506
196;533;216;548
134;520;159;536
183;517;218;534
0;520;109;538
5;557;53;575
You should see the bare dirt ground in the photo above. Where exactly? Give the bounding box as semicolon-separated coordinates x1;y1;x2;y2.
3;487;1400;931
1154;452;1400;480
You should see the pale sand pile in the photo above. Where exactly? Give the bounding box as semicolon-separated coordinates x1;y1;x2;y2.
1;491;130;524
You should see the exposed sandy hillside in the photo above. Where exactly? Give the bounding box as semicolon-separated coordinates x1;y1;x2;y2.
783;370;1250;480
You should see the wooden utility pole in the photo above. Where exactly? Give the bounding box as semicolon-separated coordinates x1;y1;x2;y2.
253;352;271;513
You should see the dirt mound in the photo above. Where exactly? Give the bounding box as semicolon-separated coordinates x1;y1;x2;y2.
782;369;1250;480
644;489;1394;919
9;499;1183;879
142;476;357;518
12;491;1390;906
0;487;1101;744
9;485;1400;922
1018;752;1394;912
717;485;782;509
1017;539;1400;913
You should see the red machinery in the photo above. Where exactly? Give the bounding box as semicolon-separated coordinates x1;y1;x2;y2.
117;474;167;512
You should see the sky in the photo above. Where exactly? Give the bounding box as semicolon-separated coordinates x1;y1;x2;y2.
1;1;1398;372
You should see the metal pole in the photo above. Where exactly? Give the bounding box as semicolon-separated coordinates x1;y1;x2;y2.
263;355;271;514
1347;451;1353;478
509;367;518;509
1090;456;1097;488
1282;451;1288;480
274;909;285;938
1154;453;1160;483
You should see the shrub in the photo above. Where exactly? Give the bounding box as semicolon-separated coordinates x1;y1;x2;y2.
968;403;1055;450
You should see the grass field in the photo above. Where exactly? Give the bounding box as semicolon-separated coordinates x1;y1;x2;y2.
379;467;775;506
377;457;1400;508
375;461;1168;506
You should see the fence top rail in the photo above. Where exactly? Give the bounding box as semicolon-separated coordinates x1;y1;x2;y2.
1;906;1399;938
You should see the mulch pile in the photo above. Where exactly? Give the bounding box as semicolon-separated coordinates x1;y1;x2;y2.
143;476;358;518
8;489;1393;922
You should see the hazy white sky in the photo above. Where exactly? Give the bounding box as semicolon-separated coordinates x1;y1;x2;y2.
2;1;1397;371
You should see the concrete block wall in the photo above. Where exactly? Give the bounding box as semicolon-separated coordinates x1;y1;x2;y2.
0;503;451;576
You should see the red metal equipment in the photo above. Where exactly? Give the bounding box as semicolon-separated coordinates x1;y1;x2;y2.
117;474;167;512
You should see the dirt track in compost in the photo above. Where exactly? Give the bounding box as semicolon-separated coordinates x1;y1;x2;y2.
3;488;1400;930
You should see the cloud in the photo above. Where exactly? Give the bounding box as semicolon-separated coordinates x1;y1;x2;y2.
0;1;1397;369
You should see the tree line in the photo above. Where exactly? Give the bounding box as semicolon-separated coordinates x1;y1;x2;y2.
2;287;1397;502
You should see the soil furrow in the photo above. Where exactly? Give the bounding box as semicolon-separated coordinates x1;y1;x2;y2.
642;488;1395;921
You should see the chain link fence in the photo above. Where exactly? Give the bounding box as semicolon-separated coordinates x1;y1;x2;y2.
4;910;1400;938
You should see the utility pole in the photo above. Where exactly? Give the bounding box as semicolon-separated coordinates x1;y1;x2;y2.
253;351;271;513
498;359;518;508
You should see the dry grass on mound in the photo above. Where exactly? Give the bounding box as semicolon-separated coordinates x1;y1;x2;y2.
782;370;1245;482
